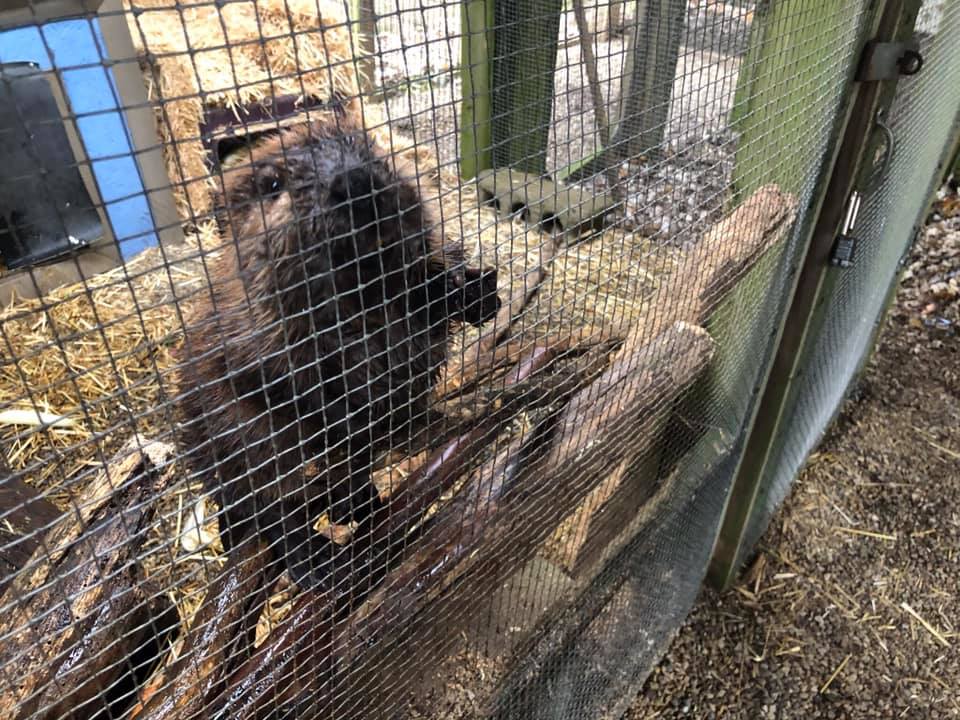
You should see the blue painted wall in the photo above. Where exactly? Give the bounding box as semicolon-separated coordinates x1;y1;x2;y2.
1;16;158;259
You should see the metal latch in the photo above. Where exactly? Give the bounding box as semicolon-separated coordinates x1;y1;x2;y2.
856;39;924;82
831;192;863;268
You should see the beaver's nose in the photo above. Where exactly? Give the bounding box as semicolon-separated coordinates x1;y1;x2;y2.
329;166;379;214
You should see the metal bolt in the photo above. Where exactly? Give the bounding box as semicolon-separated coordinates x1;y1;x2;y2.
898;50;923;76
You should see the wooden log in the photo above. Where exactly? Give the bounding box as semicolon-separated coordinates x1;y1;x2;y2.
553;183;798;572
131;539;277;720
0;438;176;720
440;183;792;409
437;322;618;407
436;227;561;401
0;472;61;596
348;343;571;607
91;587;179;720
619;185;797;348
206;321;714;720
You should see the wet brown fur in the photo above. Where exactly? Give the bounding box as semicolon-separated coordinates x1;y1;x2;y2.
175;113;498;597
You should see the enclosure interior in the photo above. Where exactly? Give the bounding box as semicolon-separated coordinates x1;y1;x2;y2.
0;1;953;719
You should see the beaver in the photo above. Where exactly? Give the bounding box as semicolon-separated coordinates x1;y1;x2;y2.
175;112;499;600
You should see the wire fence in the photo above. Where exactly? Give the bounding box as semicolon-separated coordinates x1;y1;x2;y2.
0;0;954;718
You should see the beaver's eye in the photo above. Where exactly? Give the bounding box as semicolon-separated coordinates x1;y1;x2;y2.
254;165;283;199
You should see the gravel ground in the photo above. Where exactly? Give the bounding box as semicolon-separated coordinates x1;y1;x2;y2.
626;190;960;719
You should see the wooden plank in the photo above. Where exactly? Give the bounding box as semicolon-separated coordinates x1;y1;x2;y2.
460;0;496;179
490;0;563;173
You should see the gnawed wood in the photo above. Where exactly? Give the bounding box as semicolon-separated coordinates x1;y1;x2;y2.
546;183;798;571
206;321;714;719
0;438;176;720
439;184;792;427
132;539;277;720
1;438;172;602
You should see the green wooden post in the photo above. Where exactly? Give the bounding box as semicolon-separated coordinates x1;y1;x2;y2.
728;1;771;127
460;0;495;179
489;0;564;174
730;0;875;201
556;0;685;181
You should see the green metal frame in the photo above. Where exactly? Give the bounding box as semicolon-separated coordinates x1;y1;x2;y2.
708;0;926;589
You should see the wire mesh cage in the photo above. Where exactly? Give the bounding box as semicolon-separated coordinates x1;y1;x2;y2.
733;0;960;573
0;0;954;718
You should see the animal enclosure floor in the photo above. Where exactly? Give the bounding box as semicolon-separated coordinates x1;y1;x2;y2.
626;197;960;719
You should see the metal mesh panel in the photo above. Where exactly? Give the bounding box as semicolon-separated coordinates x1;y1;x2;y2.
736;0;960;570
0;0;934;718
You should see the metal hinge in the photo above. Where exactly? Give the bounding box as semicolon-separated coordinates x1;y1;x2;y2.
856;39;924;82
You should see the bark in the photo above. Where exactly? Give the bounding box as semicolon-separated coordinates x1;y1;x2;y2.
0;438;176;720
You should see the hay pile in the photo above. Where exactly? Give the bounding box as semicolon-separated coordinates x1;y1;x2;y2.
124;0;361;220
0;226;217;504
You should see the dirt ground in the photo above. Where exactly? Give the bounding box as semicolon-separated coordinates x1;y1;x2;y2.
627;191;960;719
